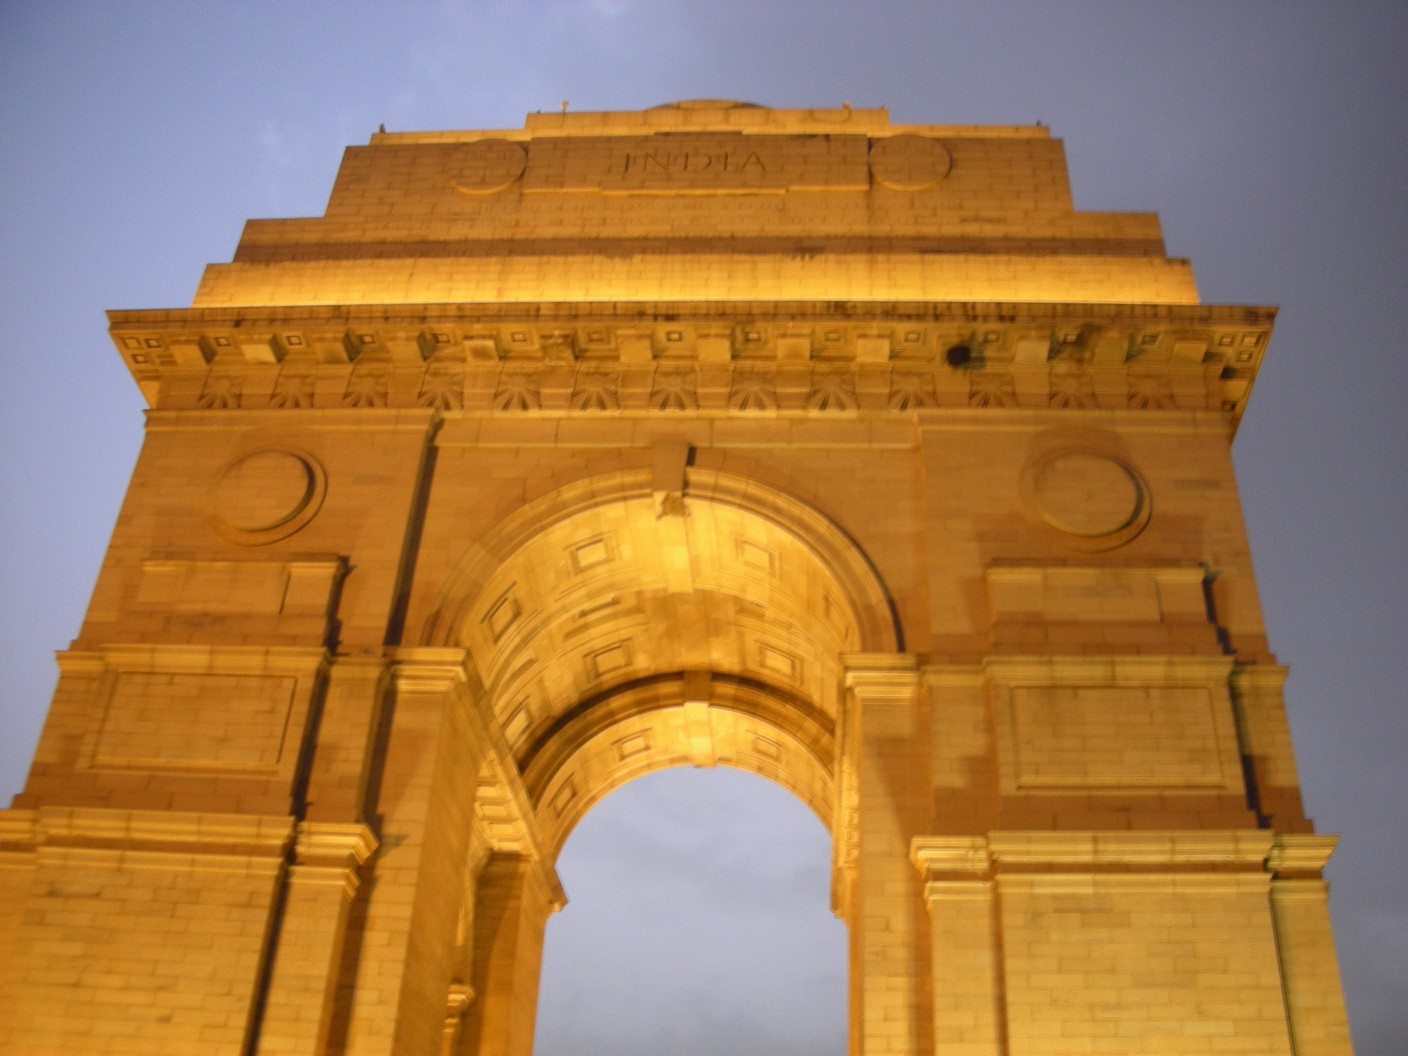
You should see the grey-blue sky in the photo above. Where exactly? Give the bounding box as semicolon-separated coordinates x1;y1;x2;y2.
536;768;845;1055
1;3;1404;1053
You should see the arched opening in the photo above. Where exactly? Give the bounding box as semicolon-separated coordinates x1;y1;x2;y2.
533;766;846;1056
421;467;900;1055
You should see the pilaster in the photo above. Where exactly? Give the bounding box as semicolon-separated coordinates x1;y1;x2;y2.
457;854;565;1056
339;651;490;1056
911;838;1004;1056
841;654;929;1056
1268;835;1354;1055
254;822;377;1056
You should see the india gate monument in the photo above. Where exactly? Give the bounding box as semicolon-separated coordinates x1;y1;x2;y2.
0;101;1354;1054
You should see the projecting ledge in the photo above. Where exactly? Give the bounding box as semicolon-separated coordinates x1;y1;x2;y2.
912;830;1279;877
1267;833;1339;873
27;805;297;858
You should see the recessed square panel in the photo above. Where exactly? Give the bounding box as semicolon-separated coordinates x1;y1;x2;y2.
569;534;615;573
753;735;782;760
615;732;652;760
483;589;521;642
501;700;531;744
588;641;633;679
757;643;800;682
549;776;578;818
735;536;776;575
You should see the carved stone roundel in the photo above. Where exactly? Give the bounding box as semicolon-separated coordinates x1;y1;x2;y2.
1032;452;1144;538
450;139;527;195
212;449;325;543
869;134;952;190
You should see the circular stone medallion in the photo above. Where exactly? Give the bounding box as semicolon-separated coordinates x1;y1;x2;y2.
450;139;527;195
869;134;952;191
1030;452;1148;543
211;449;325;544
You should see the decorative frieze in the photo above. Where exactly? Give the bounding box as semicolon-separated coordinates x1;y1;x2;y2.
111;303;1272;427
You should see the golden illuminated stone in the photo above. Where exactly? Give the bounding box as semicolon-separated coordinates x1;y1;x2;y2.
0;103;1351;1056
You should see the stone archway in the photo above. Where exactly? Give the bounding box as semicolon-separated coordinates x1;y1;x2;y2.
416;464;900;1054
4;104;1349;1056
426;461;900;852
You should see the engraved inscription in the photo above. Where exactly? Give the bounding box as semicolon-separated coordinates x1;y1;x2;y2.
522;134;869;194
620;150;765;176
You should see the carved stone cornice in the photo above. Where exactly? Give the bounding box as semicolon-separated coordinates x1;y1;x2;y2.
109;300;1273;431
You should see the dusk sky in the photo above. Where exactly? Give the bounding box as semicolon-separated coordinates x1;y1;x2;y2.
1;3;1404;1053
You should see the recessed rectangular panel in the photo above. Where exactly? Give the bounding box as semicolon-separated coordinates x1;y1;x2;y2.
501;700;532;745
614;732;651;761
549;776;578;818
753;735;782;760
94;672;296;772
484;589;522;642
1008;684;1227;789
757;643;800;682
588;641;633;679
735;536;777;575
569;535;614;573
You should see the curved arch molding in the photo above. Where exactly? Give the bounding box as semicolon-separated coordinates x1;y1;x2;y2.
421;467;900;656
416;466;900;868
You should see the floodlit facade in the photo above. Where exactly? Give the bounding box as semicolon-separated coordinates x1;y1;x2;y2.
0;102;1354;1054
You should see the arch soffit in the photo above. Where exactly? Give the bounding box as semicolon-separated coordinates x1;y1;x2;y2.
519;673;837;860
421;468;901;824
421;466;901;658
